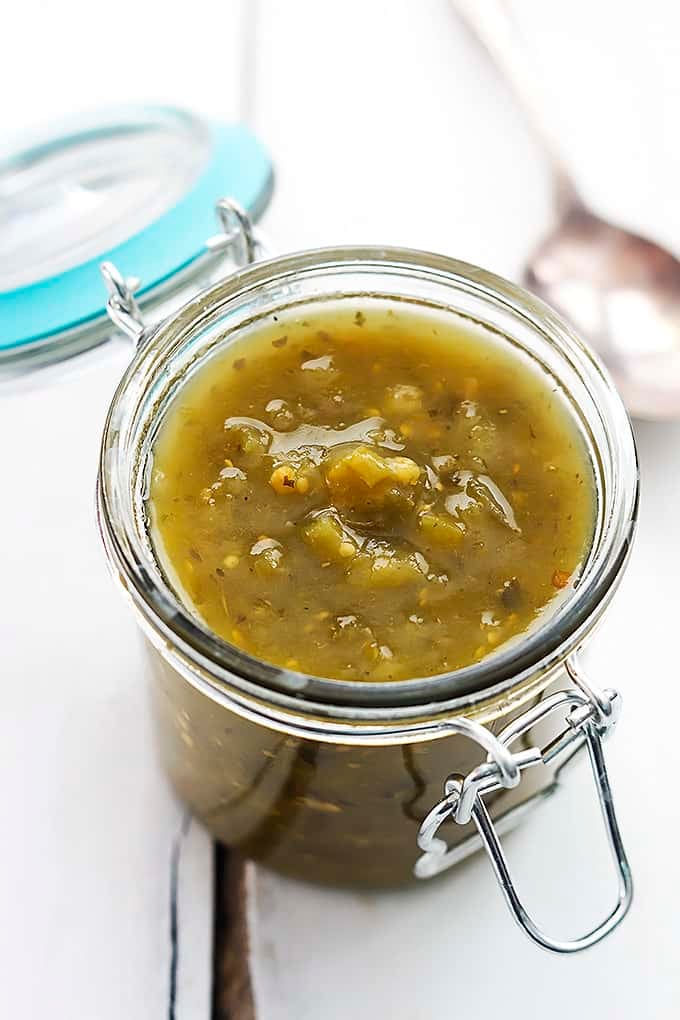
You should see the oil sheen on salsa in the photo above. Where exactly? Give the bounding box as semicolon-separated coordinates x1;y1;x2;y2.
149;302;595;681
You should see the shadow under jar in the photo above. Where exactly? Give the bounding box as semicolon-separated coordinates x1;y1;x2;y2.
98;245;638;954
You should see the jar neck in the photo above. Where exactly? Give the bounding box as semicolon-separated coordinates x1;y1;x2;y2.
138;584;568;741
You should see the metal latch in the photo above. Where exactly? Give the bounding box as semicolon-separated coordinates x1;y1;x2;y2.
101;197;263;345
415;657;633;954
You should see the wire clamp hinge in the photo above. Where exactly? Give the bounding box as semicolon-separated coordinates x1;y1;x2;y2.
415;656;632;953
100;261;146;345
206;197;264;266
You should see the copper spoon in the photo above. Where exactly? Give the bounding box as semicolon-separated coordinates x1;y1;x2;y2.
452;0;680;420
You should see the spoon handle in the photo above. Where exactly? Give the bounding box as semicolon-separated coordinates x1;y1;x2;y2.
450;0;578;210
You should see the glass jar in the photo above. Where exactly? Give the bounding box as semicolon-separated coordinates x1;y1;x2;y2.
97;228;638;954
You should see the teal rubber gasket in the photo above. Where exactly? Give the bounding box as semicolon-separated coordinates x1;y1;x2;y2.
0;119;272;351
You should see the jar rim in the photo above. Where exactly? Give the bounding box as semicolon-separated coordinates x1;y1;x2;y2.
98;244;639;717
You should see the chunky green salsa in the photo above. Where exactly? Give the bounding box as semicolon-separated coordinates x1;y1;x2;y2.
149;301;595;681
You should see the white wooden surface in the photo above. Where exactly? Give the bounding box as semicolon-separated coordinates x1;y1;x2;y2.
2;1;680;1017
0;1;249;1016
251;2;680;1016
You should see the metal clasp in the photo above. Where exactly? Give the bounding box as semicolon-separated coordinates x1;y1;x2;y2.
101;197;265;345
101;262;145;346
415;656;633;954
206;197;267;264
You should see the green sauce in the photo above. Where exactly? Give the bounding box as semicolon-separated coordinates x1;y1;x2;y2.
149;301;595;681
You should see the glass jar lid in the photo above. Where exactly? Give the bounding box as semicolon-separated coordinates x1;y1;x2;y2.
0;105;272;365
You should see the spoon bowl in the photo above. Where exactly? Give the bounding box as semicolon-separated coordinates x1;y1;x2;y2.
453;0;680;420
525;201;680;420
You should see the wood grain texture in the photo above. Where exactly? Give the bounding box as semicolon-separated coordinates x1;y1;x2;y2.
213;851;256;1020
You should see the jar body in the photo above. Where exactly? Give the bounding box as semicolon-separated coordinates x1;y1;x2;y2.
149;643;568;886
98;246;638;892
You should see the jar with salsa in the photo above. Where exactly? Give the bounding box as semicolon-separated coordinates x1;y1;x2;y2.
97;209;638;954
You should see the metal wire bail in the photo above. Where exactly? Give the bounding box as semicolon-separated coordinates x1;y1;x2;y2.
207;197;264;265
102;196;267;347
415;656;633;954
101;261;145;345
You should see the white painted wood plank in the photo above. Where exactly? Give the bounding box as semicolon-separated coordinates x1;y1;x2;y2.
248;2;680;1017
0;1;252;1015
0;344;212;1019
254;0;552;275
1;0;247;136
